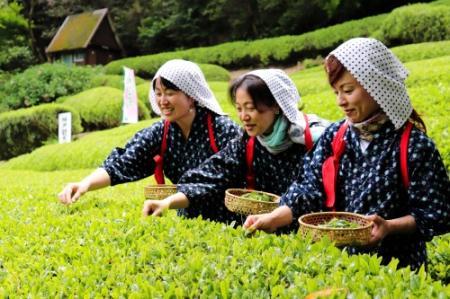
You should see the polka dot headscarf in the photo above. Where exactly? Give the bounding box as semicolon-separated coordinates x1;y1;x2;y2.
247;69;306;129
149;59;225;116
328;38;412;129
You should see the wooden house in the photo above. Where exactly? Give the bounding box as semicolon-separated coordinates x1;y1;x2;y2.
46;8;125;65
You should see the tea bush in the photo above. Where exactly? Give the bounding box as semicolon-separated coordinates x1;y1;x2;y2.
0;169;448;297
104;14;386;74
0;63;98;110
105;59;230;81
90;74;146;90
391;40;450;63
427;235;450;284
104;1;450;74
1;120;154;171
375;4;450;45
61;87;150;131
0;104;82;160
3;52;449;171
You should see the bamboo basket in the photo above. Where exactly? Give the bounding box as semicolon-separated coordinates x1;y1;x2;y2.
144;184;177;200
298;212;373;246
225;188;280;215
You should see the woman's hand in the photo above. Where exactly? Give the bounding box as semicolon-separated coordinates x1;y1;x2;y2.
244;213;277;233
365;214;416;247
142;192;189;217
365;214;390;246
57;168;111;205
142;199;170;217
243;206;294;233
58;182;89;205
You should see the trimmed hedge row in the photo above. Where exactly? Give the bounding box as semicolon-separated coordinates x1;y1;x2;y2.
61;87;150;131
292;52;450;97
0;168;448;296
375;4;450;45
391;40;450;63
0;104;82;160
105;14;385;76
105;2;450;76
90;74;146;90
3;53;449;171
106;58;231;80
1;120;154;171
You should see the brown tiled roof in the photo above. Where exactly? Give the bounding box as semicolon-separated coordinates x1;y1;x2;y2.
46;8;108;53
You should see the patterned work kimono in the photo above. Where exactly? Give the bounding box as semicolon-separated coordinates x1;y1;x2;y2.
177;134;308;225
281;120;450;270
102;106;241;217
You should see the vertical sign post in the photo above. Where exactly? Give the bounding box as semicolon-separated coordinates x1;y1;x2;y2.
122;67;138;124
58;112;72;144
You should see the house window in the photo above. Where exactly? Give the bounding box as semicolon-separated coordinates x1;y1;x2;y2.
57;52;85;65
73;52;85;63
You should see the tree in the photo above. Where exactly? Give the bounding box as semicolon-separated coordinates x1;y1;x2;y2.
0;1;35;71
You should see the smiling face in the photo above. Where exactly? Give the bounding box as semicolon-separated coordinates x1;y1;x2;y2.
154;77;194;122
332;71;380;123
235;87;279;136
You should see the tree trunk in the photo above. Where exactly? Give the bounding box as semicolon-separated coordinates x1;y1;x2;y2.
27;0;46;62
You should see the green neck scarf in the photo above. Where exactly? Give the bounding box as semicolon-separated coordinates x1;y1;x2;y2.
257;115;292;154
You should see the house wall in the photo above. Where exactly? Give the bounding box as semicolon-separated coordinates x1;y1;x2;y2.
91;18;122;52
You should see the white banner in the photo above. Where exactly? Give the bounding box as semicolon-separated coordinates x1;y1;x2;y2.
122;67;139;123
58;112;72;144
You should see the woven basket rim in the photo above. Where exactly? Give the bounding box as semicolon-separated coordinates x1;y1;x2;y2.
144;184;177;190
225;188;280;204
298;212;373;231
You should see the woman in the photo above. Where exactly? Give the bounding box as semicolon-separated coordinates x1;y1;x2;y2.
58;59;241;219
142;69;328;224
244;38;449;270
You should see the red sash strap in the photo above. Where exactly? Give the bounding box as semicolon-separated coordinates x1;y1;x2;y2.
207;113;219;153
303;113;313;151
322;121;413;210
153;113;218;184
322;122;349;210
400;122;413;188
245;136;256;190
154;119;171;184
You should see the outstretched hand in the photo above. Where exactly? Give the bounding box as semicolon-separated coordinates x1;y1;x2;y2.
58;182;88;205
243;213;277;233
142;199;170;217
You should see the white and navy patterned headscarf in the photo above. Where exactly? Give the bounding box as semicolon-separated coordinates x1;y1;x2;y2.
149;59;225;116
247;69;306;129
328;37;412;129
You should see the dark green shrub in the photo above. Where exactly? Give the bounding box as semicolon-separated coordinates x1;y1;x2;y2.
0;46;36;72
0;63;98;110
0;104;82;160
61;87;150;131
376;4;450;46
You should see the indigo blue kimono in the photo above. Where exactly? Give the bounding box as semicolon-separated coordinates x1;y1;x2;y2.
281;120;450;270
102;107;241;216
177;135;308;225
